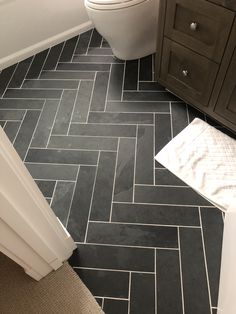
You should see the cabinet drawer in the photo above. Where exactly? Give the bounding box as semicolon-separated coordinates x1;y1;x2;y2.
165;0;234;63
160;39;219;107
214;47;236;127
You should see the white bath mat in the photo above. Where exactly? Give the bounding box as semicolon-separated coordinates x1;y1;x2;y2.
155;118;236;212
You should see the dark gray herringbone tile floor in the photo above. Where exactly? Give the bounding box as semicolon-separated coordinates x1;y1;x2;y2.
0;29;225;314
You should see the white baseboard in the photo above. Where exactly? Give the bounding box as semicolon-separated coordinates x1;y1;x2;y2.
0;20;93;70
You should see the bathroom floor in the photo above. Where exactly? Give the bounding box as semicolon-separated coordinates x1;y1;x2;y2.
0;29;226;314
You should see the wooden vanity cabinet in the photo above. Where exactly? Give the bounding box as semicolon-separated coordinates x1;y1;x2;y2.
155;0;236;133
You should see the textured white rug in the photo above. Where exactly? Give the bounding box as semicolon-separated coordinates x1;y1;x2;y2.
155;118;236;212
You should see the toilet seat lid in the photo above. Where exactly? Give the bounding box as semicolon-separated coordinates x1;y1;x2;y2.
85;0;147;10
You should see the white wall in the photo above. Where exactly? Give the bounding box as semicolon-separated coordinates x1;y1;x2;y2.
0;0;92;70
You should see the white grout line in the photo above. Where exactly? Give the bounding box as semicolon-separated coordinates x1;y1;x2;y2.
198;207;213;314
71;121;155;125
2;62;19;98
70;35;81;63
85;71;97;123
45;91;63;148
20;56;35;88
155;249;157;314
177;227;185;314
104;65;112;112
12;110;27;145
121;61;126;101
73;266;155;274
76;241;179;251
169;101;174;139
133;125;138;203
93;295;128;301
66;81;81;136
23;100;46;161
30;146;116;153
137;59;140;91
112;200;211;208
89;220;201;229
101;297;104;309
109;138;120;222
25;161;97;167
186;104;190;125
128;272;131;314
50;180;58;207
135;183;190;188
84;151;100;242
86;29;94;55
55;41;66;69
65;166;80;228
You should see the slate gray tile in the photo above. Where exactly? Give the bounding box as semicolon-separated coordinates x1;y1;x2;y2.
49;135;118;151
212;309;217;314
130;273;155;314
57;63;110;72
75;268;129;299
112;203;200;226
26;49;49;79
51;181;75;226
4;89;62;99
90;72;109;111
52;90;77;134
155;168;187;186
187;104;205;122
26;148;98;165
14;110;40;160
43;42;64;70
67;166;96;242
123;91;179;101
107;64;124;101
0;109;25;121
87;47;113;55
114;138;135;202
74;30;92;55
124;60;138;90
22;79;79;89
3;121;21;142
200;207;223;307
156;250;183;314
40;70;95;80
87;222;178;248
88;112;153;124
103;299;128;314
139;82;166;91
0;64;17;97
139;55;153;81
72;55;123;63
35;180;56;198
71;80;93;123
155;114;172;154
71;244;154;272
171;102;188;136
0;99;44;110
25;163;78;180
89;29;102;47
0;121;6;127
59;36;78;62
106;101;170;113
90;152;116;221
69;123;136;137
101;39;110;48
31;100;59;147
180;228;211;314
135;185;210;206
8;57;33;88
136;125;154;184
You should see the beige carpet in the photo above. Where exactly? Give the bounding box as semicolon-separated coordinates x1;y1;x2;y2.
0;253;104;314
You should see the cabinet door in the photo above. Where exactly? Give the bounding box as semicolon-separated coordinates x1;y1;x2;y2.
214;48;236;127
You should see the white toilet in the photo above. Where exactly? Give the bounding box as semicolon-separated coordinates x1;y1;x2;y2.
84;0;159;60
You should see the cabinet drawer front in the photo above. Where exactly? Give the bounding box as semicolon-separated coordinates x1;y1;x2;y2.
160;39;218;107
165;0;234;63
214;48;236;127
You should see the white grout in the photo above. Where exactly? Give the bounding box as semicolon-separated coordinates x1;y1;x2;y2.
199;207;213;314
109;138;120;222
128;272;131;314
178;227;185;314
169;101;174;139
73;266;155;274
90;220;201;229
65;166;80;228
67;80;81;135
12;110;27;145
133;125;138;203
85;71;97;123
154;249;157;314
84;151;100;242
113;200;212;208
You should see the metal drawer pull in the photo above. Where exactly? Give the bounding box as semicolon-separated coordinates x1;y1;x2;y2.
182;70;189;77
190;22;198;31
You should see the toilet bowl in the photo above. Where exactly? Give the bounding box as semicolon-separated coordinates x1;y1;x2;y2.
84;0;159;60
